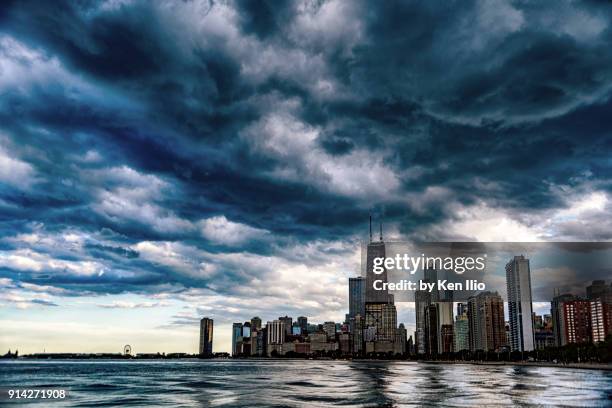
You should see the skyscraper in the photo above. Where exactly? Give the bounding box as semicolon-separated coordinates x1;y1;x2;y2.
395;323;408;356
454;311;469;352
563;300;592;344
323;321;336;339
199;317;213;356
551;293;575;346
587;280;612;303
422;263;454;354
506;255;535;352
468;291;506;352
423;265;439;301
364;220;391;304
266;320;286;356
231;322;243;356
380;303;398;341
590;298;612;343
440;324;454;354
251;316;262;331
415;265;443;354
424;304;438;356
242;322;251;338
364;219;397;350
456;302;467;317
352;314;364;355
437;290;453;354
586;281;612;343
267;320;286;344
297;316;308;335
252;326;267;356
241;322;252;355
278;316;292;336
414;289;431;355
349;277;365;319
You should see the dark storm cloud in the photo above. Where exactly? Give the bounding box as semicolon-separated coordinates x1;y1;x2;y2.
341;0;612;124
236;0;294;39
0;0;611;299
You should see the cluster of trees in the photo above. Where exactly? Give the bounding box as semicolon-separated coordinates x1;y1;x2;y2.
198;352;230;359
240;350;409;359
422;335;612;364
240;335;612;363
1;350;18;359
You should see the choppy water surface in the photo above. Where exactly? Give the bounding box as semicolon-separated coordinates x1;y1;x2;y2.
1;360;611;407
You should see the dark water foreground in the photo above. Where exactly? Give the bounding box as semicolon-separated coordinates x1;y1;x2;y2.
1;360;611;407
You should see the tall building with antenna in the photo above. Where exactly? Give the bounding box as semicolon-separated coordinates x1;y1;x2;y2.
363;216;398;353
364;216;392;304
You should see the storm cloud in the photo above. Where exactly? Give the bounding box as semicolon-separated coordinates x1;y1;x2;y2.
1;0;612;325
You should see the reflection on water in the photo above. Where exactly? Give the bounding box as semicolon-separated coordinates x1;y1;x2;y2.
1;360;611;407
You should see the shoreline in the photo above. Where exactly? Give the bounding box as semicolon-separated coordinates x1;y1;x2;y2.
422;360;612;371
3;358;611;371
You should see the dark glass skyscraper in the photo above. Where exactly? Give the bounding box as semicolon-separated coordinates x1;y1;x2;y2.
415;266;437;354
199;317;213;356
297;316;308;335
231;322;242;356
424;304;438;356
349;277;365;319
551;292;575;347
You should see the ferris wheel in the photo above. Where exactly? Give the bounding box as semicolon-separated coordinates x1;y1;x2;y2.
123;344;132;356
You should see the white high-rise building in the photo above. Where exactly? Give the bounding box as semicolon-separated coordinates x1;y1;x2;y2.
266;320;286;345
506;255;535;352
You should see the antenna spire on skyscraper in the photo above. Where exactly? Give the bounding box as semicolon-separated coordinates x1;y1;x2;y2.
369;214;372;243
379;222;383;242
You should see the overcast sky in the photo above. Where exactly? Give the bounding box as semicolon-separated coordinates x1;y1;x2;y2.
1;0;612;354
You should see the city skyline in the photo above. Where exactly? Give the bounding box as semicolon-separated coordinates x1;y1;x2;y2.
216;253;609;358
2;1;612;355
3;237;610;354
217;239;611;357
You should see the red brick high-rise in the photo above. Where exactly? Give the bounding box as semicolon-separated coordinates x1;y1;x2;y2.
563;300;591;344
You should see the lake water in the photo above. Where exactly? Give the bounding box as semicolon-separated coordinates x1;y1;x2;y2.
1;360;611;407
